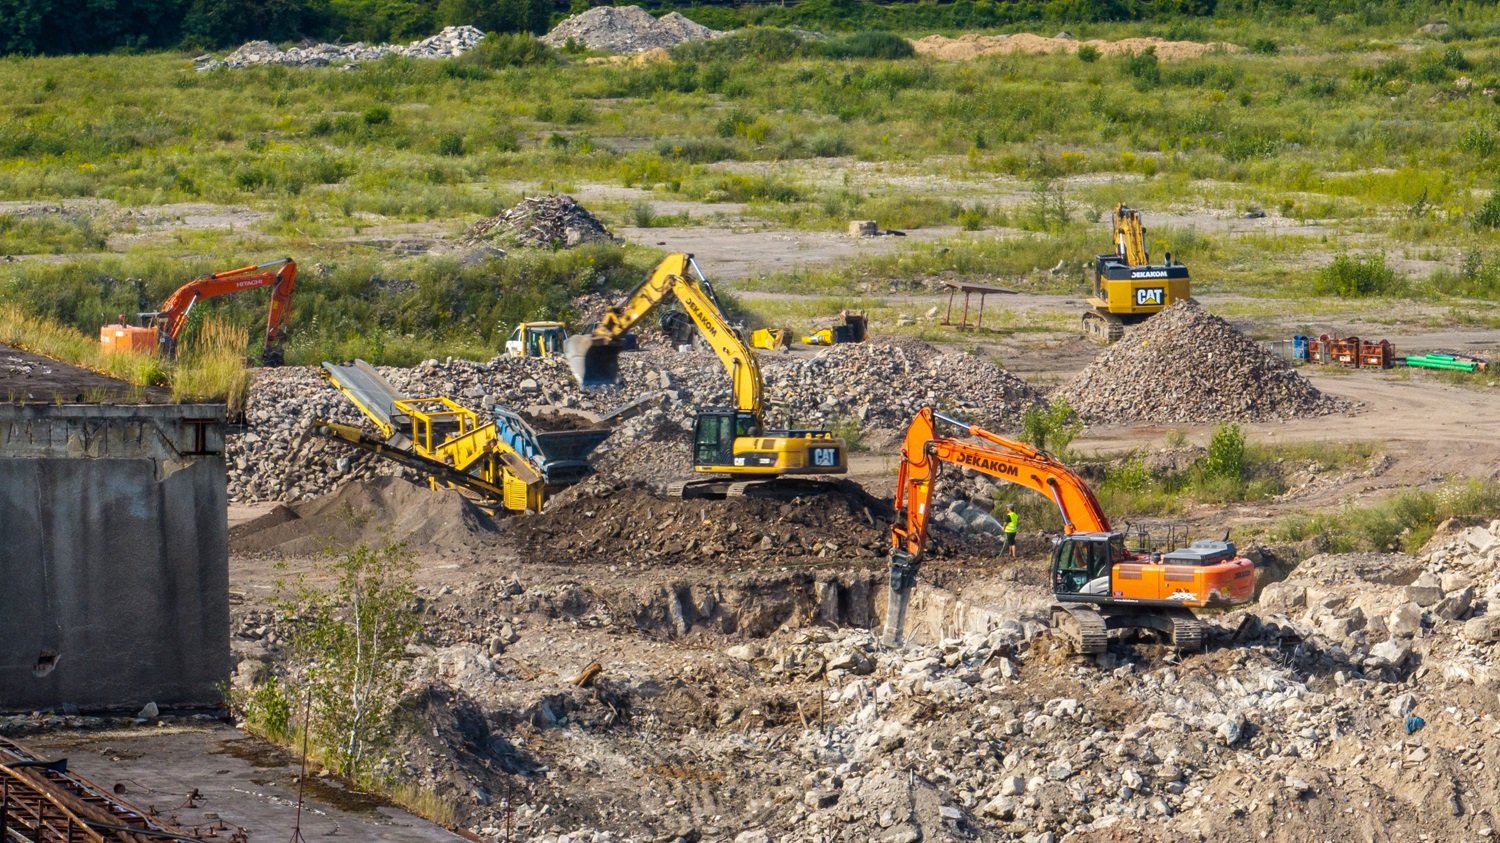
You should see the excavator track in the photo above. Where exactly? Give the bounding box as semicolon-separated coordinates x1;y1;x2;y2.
1165;607;1206;652
1081;309;1126;345
1051;604;1109;655
657;477;845;500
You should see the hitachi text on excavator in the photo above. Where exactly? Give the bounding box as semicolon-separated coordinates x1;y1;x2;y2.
883;407;1255;653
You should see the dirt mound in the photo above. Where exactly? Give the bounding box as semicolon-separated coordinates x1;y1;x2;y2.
510;479;892;569
230;476;498;557
464;195;617;250
911;32;1238;61
520;409;597;432
541;6;718;53
1054;301;1349;424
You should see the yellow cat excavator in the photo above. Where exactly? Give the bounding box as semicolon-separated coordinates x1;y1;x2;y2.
1082;204;1191;344
565;253;847;495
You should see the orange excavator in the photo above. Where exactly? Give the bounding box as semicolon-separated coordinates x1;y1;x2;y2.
883;407;1255;653
100;258;297;366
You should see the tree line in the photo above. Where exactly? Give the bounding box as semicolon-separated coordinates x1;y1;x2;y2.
0;0;1463;56
0;0;554;54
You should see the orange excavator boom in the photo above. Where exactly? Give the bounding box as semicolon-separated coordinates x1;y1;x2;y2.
145;258;297;362
892;406;1110;561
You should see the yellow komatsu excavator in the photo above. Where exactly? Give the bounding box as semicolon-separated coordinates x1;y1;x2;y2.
565;254;847;494
1082;204;1192;344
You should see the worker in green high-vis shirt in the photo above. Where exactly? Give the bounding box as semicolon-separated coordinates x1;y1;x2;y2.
1001;503;1019;559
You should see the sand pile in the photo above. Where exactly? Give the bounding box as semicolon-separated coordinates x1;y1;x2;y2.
1053;301;1349;424
230;477;499;557
911;33;1239;61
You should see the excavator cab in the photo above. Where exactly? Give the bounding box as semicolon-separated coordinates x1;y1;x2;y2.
692;409;756;468
1050;533;1127;599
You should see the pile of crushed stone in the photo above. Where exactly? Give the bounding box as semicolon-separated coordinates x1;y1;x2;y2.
1054;301;1350;424
541;6;718;53
464;195;617;250
198;26;484;71
507;478;892;569
229;477;498;557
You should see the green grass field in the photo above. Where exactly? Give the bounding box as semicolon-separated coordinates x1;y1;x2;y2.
6;14;1500;363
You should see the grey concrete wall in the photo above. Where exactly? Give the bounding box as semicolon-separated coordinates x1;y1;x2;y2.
0;404;230;712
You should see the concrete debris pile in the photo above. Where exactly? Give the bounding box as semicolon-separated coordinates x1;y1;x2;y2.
769;342;1046;432
464;195;618;250
337;514;1500;842
1055;301;1349;423
227;342;1046;503
506;479;892;570
197;26;485;71
226;367;409;503
541;6;718;53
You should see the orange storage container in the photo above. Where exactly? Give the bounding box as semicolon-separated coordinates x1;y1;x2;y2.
100;324;159;355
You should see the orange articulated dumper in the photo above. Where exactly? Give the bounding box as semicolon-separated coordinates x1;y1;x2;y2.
883;406;1255;652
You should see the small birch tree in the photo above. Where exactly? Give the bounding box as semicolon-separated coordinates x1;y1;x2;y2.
285;541;420;778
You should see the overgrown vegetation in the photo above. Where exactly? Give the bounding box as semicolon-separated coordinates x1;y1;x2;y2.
1274;479;1500;554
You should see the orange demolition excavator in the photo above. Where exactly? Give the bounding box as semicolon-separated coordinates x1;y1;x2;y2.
883;407;1255;652
100;258;297;365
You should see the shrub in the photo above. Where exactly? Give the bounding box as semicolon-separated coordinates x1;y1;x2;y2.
1021;398;1082;458
1249;37;1278;55
819;31;914;60
1474;193;1500;230
1077;45;1100;63
437;131;465;156
1123;47;1160;89
1312;253;1405;297
461;32;556;67
1204;423;1244;481
362;105;391;126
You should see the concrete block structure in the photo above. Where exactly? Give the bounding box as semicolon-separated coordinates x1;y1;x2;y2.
0;403;230;712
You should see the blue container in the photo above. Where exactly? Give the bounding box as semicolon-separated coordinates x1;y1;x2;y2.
1292;335;1309;361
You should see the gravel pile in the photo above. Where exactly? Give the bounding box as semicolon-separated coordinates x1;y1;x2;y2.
227;342;1047;503
464;195;617;250
197;26;484;71
541;6;718;53
1055;301;1349;423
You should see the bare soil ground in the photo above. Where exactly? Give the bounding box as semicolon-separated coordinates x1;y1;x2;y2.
0;342;171;403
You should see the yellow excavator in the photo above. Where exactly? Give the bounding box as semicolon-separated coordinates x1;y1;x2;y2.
1082;204;1192;344
565;254;847;494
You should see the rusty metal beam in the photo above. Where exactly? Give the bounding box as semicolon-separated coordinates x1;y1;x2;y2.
0;738;184;843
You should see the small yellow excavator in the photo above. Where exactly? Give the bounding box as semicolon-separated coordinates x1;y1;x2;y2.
1082;204;1191;344
565;253;847;495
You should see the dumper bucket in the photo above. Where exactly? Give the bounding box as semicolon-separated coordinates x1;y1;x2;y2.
564;335;625;387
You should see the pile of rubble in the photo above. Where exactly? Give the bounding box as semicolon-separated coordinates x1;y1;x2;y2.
197;25;484;71
464;195;618;250
769;342;1045;431
506;478;891;570
1055;301;1349;423
226;342;1047;503
233;515;1500;842
540;6;718;53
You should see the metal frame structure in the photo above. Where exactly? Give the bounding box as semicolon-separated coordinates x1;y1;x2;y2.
0;737;188;843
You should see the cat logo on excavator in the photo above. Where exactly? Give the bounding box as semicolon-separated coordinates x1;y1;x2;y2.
1134;287;1165;307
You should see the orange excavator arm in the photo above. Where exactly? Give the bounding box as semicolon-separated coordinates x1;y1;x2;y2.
150;258;297;359
892;406;1111;561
